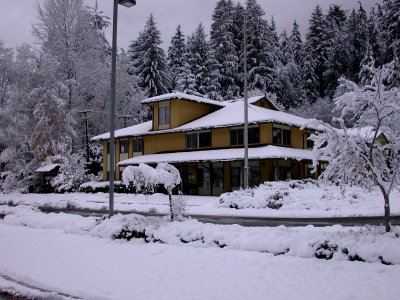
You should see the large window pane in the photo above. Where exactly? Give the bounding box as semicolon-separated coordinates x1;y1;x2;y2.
119;140;128;154
273;127;291;146
273;128;282;144
199;132;211;148
133;139;143;153
248;127;260;144
186;133;198;149
158;102;170;127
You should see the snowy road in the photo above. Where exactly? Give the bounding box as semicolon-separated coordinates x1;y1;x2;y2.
0;224;399;300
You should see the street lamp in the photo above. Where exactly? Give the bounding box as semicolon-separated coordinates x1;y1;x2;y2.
109;0;136;217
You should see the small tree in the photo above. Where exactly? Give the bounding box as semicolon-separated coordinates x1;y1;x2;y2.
122;163;182;221
309;67;400;232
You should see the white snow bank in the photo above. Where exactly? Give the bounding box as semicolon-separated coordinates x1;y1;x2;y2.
1;205;399;265
219;180;400;215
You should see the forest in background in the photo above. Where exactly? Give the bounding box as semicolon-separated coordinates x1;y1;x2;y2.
0;0;398;192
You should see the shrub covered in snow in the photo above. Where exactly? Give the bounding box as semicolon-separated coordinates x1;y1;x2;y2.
1;205;400;265
219;180;316;209
122;163;183;221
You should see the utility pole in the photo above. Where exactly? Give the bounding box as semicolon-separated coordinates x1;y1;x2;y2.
243;10;249;190
118;115;131;127
109;0;137;217
78;110;92;165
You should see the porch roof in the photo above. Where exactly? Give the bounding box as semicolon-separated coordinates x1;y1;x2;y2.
35;164;59;173
118;145;316;166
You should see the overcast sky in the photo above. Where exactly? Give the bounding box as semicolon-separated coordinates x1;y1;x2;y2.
0;0;381;52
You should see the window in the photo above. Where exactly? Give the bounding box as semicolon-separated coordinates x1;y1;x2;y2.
230;126;259;146
212;163;224;189
249;161;260;187
158;101;170;129
186;131;211;149
119;139;128;154
230;162;242;189
273;126;291;146
133;138;143;154
274;161;292;181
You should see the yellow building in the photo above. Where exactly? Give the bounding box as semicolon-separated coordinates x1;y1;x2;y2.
91;92;324;196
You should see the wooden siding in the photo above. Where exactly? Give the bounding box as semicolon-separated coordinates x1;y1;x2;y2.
128;137;133;158
171;99;217;128
212;128;230;148
102;141;108;181
291;127;304;149
253;99;277;110
144;132;185;154
260;123;272;144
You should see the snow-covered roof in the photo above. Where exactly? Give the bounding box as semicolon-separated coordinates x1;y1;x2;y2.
35;164;60;173
91;121;152;141
91;101;318;141
246;95;281;111
118;145;316;166
141;92;226;107
170;101;312;131
338;126;387;142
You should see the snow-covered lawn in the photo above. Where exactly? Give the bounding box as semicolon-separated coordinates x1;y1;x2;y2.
0;206;400;299
1;181;399;218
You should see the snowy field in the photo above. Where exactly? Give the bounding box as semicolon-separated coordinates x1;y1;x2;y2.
0;181;399;218
0;205;400;300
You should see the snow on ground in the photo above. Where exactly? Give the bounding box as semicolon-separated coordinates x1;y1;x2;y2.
0;181;399;218
1;205;399;264
0;206;400;300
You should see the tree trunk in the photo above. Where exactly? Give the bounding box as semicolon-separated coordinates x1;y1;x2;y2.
168;191;174;222
383;192;391;232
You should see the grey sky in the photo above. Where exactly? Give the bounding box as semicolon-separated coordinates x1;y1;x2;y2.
0;0;381;51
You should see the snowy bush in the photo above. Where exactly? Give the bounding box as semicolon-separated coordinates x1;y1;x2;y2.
219;181;311;209
122;163;183;221
46;152;86;193
2;205;400;265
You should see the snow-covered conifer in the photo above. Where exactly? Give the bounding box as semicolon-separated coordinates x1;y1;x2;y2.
210;0;240;99
129;14;169;97
167;25;186;91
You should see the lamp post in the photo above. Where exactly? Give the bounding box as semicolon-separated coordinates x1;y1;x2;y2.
109;0;136;217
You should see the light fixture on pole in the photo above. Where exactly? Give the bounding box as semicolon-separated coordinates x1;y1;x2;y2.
109;0;136;217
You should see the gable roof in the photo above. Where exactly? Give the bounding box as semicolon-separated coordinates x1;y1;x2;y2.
91;95;319;141
246;95;282;111
141;92;225;107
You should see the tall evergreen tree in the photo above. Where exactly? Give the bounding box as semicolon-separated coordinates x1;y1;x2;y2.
186;23;221;98
324;5;349;95
289;20;303;66
303;5;330;100
129;14;169;97
210;0;239;99
167;25;186;91
346;5;369;82
232;2;245;93
379;0;400;62
245;0;277;92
